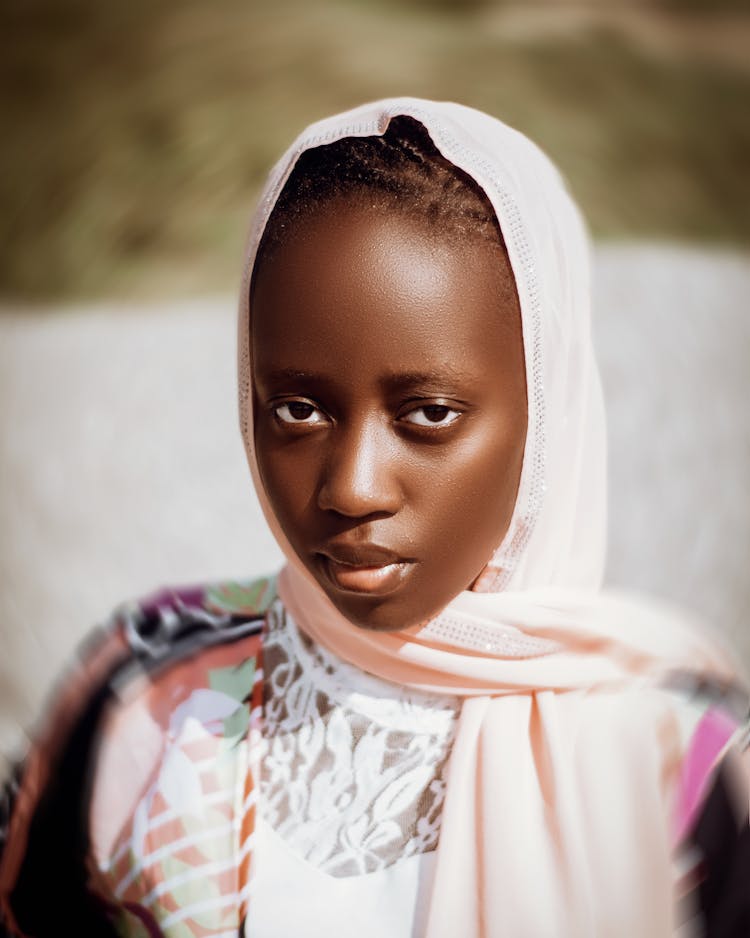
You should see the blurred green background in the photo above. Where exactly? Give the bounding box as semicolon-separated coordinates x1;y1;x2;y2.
1;0;749;300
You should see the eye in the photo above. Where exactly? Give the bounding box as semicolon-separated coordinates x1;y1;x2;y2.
274;400;328;426
401;404;462;428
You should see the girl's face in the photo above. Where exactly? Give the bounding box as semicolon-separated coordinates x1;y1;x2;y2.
251;199;527;630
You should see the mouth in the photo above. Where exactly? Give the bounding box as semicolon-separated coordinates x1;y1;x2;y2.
316;544;415;596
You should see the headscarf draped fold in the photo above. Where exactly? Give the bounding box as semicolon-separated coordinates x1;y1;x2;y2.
238;98;744;936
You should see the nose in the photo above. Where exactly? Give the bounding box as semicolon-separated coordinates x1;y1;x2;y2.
316;418;402;518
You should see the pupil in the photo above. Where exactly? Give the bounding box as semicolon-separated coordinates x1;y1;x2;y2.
289;402;314;419
423;405;448;423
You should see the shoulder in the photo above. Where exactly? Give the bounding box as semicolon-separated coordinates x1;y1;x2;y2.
0;574;277;938
113;574;277;653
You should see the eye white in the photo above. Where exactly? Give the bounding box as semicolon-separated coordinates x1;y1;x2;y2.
403;405;461;427
275;402;327;425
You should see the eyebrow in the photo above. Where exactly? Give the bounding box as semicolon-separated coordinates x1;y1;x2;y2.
261;368;324;383
382;368;474;391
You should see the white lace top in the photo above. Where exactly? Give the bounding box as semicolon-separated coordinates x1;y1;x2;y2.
246;599;460;936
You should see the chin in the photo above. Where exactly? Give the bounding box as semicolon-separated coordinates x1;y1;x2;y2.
324;589;432;633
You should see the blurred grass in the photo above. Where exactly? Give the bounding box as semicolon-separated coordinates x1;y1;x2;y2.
1;0;749;300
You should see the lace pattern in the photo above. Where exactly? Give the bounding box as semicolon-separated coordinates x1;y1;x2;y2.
259;601;459;877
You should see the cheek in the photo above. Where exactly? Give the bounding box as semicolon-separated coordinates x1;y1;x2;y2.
254;429;318;540
410;420;525;574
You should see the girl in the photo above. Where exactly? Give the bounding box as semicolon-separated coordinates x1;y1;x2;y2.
1;98;748;937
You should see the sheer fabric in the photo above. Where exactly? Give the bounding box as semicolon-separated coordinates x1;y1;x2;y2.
259;600;457;877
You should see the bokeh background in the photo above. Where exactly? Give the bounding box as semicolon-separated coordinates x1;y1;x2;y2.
1;0;749;770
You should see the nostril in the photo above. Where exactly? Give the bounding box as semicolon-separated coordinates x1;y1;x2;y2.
317;478;395;518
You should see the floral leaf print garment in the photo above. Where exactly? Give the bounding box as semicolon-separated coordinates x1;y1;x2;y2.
0;578;273;938
89;644;262;937
87;582;275;938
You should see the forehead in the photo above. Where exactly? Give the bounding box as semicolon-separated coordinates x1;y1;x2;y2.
251;201;522;382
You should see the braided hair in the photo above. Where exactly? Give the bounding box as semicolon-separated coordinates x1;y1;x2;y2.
255;115;505;267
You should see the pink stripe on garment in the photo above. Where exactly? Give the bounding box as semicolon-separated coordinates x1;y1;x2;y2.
673;706;739;847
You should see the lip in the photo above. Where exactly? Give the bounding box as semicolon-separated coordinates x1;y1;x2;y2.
316;543;415;596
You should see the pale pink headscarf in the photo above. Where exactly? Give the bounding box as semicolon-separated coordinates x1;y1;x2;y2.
238;99;744;936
